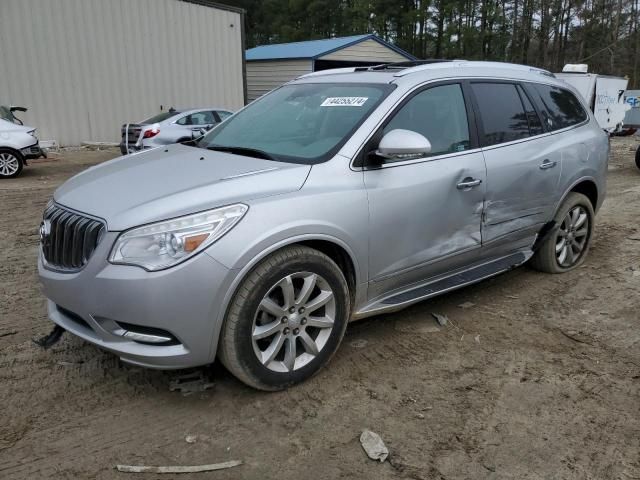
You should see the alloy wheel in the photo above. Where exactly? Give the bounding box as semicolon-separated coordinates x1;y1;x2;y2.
555;205;589;267
251;272;336;373
0;153;19;177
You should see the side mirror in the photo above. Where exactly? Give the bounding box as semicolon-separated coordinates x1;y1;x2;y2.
375;129;431;161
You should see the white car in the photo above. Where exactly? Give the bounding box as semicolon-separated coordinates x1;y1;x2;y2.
119;108;233;155
0;105;43;179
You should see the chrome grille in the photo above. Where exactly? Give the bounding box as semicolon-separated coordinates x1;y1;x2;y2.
41;203;105;271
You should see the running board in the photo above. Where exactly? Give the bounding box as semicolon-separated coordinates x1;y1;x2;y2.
353;252;528;319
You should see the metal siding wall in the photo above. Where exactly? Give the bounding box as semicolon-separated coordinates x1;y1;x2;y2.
319;39;408;62
0;0;244;145
246;60;312;101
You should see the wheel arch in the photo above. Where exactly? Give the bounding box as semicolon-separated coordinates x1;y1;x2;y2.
535;177;599;252
555;177;599;214
0;145;24;159
569;179;598;211
209;234;362;361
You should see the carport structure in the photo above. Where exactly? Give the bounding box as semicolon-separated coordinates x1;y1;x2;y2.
246;34;416;101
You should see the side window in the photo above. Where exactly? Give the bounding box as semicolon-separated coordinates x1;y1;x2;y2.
518;85;544;136
217;110;232;121
190;112;214;125
176;115;190;126
177;112;215;126
471;83;530;146
529;83;588;131
383;84;470;158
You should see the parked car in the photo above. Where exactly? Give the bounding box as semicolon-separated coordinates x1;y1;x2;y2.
39;61;608;390
119;107;233;155
0;105;43;179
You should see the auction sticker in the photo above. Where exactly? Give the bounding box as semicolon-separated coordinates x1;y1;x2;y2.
321;97;368;107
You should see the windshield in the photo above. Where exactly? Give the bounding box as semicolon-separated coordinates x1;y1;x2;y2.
142;111;180;124
198;83;393;164
0;106;16;123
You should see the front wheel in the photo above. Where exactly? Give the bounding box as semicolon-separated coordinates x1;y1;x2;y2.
218;246;350;391
530;192;594;273
0;148;24;179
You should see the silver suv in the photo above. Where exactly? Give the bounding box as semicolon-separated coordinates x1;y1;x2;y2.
39;61;608;390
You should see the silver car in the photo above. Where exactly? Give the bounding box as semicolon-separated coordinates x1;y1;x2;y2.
0;105;43;178
39;61;608;390
119;107;233;154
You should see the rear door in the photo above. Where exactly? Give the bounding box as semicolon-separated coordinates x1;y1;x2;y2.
469;81;561;245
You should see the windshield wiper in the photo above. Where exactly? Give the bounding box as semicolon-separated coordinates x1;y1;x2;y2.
205;145;276;161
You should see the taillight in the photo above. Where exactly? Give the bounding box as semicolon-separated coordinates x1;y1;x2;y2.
143;128;160;138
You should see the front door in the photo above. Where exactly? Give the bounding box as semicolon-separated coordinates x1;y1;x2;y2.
363;82;487;300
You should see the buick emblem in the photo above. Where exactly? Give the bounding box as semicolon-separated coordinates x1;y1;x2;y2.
39;219;51;247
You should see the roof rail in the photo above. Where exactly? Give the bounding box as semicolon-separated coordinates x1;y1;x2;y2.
297;60;455;79
368;59;453;70
295;60;555;81
393;60;555;78
297;67;359;79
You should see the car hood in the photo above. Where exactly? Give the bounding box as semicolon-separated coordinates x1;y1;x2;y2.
54;144;311;231
0;118;33;133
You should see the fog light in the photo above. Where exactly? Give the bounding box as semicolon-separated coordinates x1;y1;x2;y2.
123;331;173;344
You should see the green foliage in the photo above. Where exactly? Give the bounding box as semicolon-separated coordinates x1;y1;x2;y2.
219;0;640;87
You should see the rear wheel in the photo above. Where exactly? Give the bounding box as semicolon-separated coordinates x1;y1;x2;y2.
530;192;594;273
635;145;640;170
218;246;350;391
0;149;23;179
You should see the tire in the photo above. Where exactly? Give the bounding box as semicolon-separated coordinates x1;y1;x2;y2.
635;145;640;170
0;148;24;179
218;245;350;391
530;192;594;273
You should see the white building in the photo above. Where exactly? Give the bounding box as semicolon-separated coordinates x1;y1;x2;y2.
0;0;246;145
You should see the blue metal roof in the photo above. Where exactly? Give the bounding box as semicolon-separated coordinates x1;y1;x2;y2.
246;34;416;62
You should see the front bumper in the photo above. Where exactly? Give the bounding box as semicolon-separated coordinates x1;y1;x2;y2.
38;232;235;369
21;140;43;160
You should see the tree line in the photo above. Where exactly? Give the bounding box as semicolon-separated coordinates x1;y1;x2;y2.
219;0;640;87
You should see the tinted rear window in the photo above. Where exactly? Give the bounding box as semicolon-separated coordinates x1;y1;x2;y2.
471;83;531;146
528;84;588;131
142;111;180;124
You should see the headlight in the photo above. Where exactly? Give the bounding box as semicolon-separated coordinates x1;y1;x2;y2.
109;204;248;271
27;129;37;138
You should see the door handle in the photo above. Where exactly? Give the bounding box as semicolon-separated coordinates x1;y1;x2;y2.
539;159;557;170
457;178;482;190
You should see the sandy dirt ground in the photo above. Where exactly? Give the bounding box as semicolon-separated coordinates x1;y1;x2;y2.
1;139;639;479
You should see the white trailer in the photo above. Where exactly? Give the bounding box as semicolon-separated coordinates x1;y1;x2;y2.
555;64;630;132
